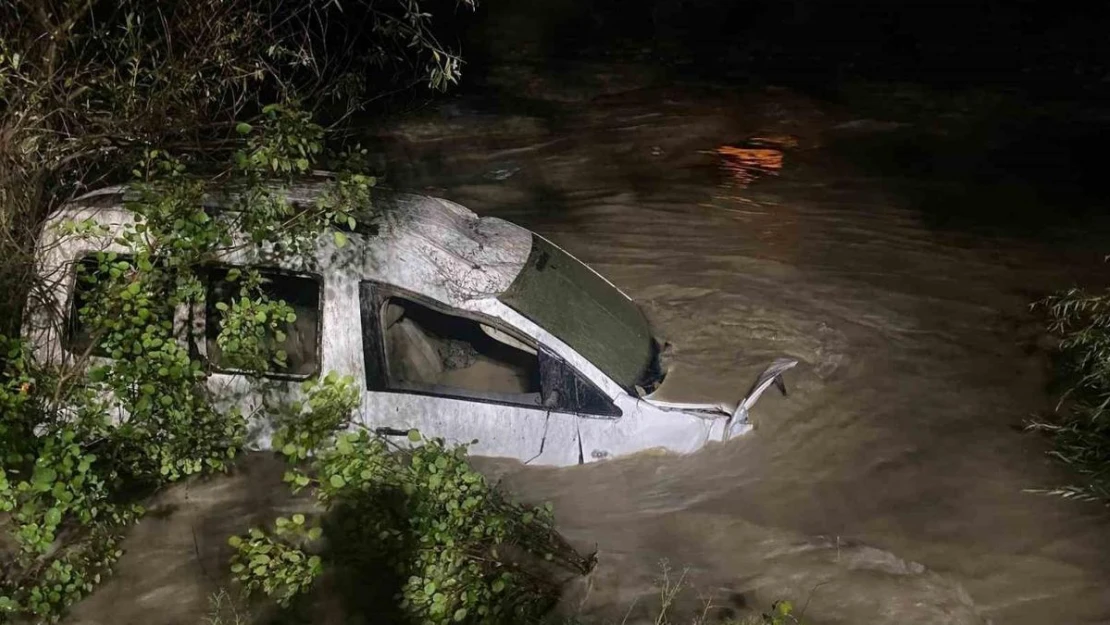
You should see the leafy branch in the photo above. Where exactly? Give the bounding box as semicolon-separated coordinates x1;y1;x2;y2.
227;374;595;623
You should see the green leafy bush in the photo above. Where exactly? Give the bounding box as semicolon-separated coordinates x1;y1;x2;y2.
213;269;299;373
228;520;323;607
227;374;595;624
0;337;140;620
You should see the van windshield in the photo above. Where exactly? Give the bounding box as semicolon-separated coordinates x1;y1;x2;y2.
497;235;656;392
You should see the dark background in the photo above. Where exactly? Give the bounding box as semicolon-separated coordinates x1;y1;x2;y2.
451;0;1109;100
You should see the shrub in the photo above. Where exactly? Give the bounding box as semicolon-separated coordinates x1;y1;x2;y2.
226;374;595;624
1031;288;1110;503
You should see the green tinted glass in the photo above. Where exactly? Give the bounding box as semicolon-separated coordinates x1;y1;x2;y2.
498;236;652;391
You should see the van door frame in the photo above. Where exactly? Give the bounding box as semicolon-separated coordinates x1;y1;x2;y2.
358;280;621;418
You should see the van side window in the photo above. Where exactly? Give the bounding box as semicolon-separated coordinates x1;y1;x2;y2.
205;268;321;378
375;295;543;407
66;255;123;357
359;284;621;417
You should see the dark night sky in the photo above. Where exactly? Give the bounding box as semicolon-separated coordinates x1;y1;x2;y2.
455;0;1109;98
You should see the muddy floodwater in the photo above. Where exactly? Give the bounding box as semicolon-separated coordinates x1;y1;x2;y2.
70;69;1110;625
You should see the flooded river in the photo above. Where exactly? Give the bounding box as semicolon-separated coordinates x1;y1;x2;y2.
70;69;1110;624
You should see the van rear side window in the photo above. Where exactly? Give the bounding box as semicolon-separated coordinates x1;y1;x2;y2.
67;257;322;378
66;255;125;358
204;268;322;378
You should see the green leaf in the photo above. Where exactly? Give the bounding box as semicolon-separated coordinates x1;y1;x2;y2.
407;429;421;443
336;436;353;455
333;231;349;248
292;513;305;525
329;474;345;488
235;122;253;135
44;507;62;526
453;608;468;622
33;467;57;487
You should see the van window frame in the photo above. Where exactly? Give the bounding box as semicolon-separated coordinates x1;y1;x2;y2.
65;254;326;382
64;251;132;359
200;262;325;381
359;281;622;418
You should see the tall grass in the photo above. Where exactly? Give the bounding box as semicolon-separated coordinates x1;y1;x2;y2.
202;589;252;625
555;561;804;625
1031;287;1110;503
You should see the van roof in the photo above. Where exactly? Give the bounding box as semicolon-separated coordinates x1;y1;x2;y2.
54;182;534;308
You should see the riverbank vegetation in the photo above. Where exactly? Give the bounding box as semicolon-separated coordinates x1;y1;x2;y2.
1033;289;1110;504
203;560;805;625
548;561;805;625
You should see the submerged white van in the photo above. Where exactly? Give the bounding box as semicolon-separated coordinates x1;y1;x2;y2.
23;182;797;466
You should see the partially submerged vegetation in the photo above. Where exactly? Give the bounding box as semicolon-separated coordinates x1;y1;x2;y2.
552;562;806;625
226;374;593;623
1032;288;1110;504
202;560;806;625
630;563;806;625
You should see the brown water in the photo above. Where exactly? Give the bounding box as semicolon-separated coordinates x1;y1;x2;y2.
69;73;1110;625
